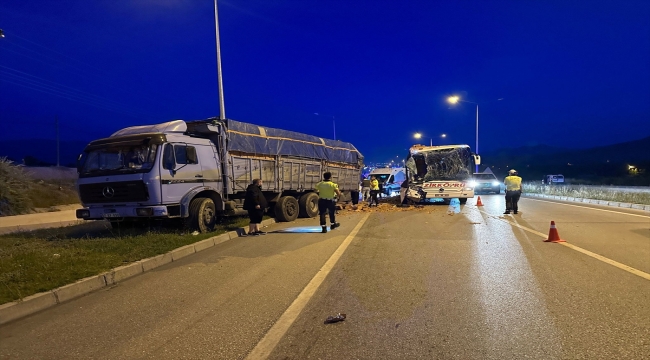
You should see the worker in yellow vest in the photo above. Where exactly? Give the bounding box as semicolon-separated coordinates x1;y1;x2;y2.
369;176;380;207
315;172;342;233
503;169;523;214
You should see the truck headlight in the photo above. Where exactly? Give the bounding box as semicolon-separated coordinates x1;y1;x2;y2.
76;209;90;219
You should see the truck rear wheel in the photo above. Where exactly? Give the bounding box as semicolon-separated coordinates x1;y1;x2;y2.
275;196;299;222
298;192;319;218
460;198;468;204
185;197;217;233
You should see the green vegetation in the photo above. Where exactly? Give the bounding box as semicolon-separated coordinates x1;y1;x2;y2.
0;216;253;305
523;183;650;205
0;158;79;216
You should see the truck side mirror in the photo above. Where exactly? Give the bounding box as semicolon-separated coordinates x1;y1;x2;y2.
76;153;83;173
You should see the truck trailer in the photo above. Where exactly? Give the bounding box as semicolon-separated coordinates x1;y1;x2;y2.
75;118;363;232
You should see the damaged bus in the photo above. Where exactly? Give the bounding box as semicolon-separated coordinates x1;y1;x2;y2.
404;144;480;204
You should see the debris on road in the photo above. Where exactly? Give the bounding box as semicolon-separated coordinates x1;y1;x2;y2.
339;197;447;214
324;313;346;324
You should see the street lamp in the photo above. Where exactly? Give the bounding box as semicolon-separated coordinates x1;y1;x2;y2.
414;132;432;146
447;96;502;172
314;113;336;140
447;96;479;171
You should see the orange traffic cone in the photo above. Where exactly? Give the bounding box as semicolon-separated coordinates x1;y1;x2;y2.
476;196;484;206
544;221;566;243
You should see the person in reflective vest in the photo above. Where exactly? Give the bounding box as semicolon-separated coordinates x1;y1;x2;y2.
369;176;380;207
315;172;342;233
503;169;523;214
361;176;371;201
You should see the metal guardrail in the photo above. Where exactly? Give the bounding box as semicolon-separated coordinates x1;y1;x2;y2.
540;185;650;193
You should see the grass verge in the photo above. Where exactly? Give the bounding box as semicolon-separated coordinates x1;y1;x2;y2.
0;216;258;305
523;184;650;205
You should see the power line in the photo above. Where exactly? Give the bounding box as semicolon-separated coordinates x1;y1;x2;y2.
1;76;147;119
0;30;178;112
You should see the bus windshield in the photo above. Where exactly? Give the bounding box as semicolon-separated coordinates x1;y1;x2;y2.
406;147;473;182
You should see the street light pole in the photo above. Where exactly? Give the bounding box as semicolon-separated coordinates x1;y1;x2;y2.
475;104;479;170
447;96;485;173
213;0;226;120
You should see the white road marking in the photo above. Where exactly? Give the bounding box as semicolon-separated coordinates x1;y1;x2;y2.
245;214;371;360
526;198;650;219
559;242;650;281
477;209;650;281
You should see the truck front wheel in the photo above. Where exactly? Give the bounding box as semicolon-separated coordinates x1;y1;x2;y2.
275;196;299;222
186;197;217;233
298;192;319;218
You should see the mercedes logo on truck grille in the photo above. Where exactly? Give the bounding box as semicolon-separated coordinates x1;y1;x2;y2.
102;186;115;198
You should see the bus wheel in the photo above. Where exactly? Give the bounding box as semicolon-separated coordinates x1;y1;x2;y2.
275;196;299;222
185;197;217;233
298;193;319;218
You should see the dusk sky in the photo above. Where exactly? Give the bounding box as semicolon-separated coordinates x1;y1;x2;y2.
1;0;649;163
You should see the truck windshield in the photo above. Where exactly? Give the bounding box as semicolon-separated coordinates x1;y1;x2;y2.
407;147;472;182
80;144;159;174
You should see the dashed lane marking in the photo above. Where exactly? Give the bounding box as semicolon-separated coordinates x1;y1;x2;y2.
245;214;371;360
476;209;650;282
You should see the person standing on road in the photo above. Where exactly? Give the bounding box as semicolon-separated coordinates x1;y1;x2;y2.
503;169;523;214
361;176;371;202
243;179;268;236
369;176;380;207
315;172;342;233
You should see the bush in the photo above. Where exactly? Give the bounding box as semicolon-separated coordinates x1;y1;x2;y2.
0;157;34;216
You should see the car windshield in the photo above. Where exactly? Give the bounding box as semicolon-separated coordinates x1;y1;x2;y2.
80;144;159;174
473;174;497;180
406;147;472;182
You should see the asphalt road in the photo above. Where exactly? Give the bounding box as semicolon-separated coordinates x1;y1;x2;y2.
1;195;648;359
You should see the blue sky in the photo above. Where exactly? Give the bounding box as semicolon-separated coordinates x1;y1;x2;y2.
1;0;649;163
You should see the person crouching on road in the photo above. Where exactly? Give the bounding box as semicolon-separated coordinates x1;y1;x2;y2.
503;169;523;214
315;172;342;233
369;176;380;207
243;179;268;236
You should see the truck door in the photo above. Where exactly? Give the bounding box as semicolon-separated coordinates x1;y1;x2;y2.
160;143;203;203
198;143;222;193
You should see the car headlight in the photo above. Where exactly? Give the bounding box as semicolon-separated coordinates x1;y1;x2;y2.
492;181;500;186
468;181;477;187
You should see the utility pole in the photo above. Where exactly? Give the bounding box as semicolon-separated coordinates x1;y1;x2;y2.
55;115;60;167
213;0;226;120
